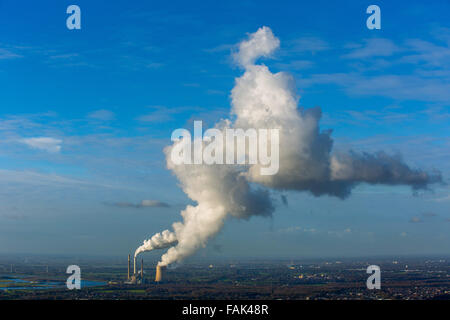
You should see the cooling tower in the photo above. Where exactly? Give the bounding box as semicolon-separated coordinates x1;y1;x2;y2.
155;265;165;282
134;256;137;275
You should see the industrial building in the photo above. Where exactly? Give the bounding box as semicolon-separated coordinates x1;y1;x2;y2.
125;254;146;284
125;254;165;284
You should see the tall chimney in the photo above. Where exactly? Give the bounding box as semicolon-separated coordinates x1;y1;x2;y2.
134;256;137;275
127;255;131;280
155;265;165;282
141;258;144;282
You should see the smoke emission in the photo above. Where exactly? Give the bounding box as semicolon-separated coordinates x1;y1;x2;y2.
135;230;178;257
135;26;442;266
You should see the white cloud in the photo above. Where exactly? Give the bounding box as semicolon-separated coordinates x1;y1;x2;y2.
21;137;62;153
233;26;280;67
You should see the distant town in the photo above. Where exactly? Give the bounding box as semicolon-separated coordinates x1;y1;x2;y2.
0;255;449;300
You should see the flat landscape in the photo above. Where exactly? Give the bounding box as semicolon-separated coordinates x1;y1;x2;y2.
0;255;448;300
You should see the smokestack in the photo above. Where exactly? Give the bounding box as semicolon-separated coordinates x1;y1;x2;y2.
127;254;131;280
134;256;137;275
141;258;144;282
155;265;165;282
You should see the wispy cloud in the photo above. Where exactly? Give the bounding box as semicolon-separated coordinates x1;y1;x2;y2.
327;228;352;238
87;109;116;121
0;48;22;59
323;106;415;127
20;137;62;153
136;105;205;123
0;169;121;189
136;106;175;123
293;31;450;105
105;200;170;208
286;37;329;54
277;226;317;234
48;53;80;60
275;59;313;70
401;39;450;67
204;43;234;53
206;89;225;95
297;72;450;103
182;82;201;88
343;38;400;59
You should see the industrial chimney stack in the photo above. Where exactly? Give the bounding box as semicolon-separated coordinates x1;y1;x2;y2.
134;256;137;275
141;258;144;283
127;254;131;280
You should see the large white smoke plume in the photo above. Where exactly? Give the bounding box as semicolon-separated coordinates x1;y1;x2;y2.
135;27;442;266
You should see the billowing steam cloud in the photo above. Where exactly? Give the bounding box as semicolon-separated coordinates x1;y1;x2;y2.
135;230;178;257
135;26;442;265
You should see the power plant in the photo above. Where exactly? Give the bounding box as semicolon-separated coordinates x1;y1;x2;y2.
125;254;162;284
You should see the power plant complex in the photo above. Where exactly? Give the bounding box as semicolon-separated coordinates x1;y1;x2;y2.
125;254;164;284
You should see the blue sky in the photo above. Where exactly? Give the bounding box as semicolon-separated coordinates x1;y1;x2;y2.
0;0;449;259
